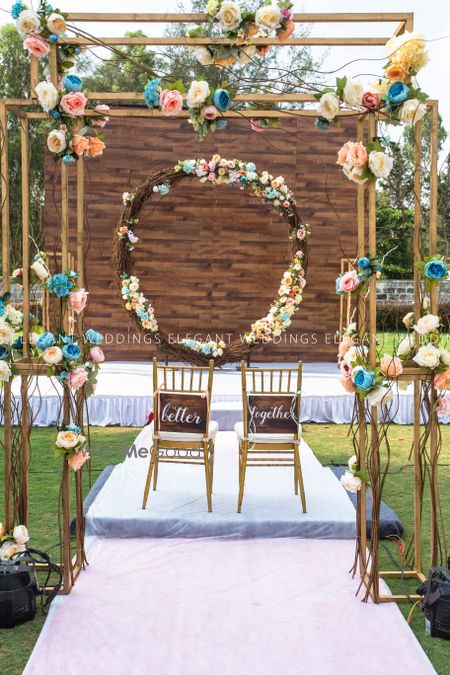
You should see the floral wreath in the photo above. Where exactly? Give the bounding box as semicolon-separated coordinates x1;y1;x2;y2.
115;155;309;366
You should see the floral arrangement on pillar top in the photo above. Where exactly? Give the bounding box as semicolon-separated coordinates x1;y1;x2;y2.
335;256;381;297
0;522;30;561
144;78;233;141
11;1;75;66
188;0;295;67
35;75;109;164
417;255;449;290
340;455;368;494
54;424;90;471
336;139;393;185
314;32;429;129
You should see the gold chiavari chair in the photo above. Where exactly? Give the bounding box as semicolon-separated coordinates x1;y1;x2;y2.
235;361;306;513
142;358;217;512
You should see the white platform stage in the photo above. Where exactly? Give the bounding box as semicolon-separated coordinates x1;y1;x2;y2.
9;361;439;428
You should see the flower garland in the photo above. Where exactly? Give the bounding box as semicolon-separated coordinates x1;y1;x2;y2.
144;78;233;141
116;155;307;365
189;0;295;67
0;522;29;560
54;424;90;471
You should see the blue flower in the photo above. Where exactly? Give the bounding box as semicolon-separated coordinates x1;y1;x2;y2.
215;119;227;130
11;2;23;19
387;82;409;107
335;277;343;295
158;184;170;195
358;257;371;269
63;155;75;165
184;339;196;350
315;117;330;131
353;368;376;391
59;334;74;345
424;258;447;281
144;78;161;108
200;344;211;355
66;423;81;434
182;160;195;174
85;329;104;345
51;110;61;120
11;337;22;351
280;312;290;321
0;344;9;360
55;371;70;384
137;310;148;320
62;343;81;361
37;332;56;352
246;162;256;172
62;75;83;92
47;273;74;297
212;88;231;112
49;34;58;44
0;300;4;317
266;189;277;199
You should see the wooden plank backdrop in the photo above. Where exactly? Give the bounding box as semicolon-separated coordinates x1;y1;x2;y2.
44;115;358;362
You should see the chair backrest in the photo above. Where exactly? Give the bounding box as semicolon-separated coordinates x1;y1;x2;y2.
153;358;214;436
241;362;302;436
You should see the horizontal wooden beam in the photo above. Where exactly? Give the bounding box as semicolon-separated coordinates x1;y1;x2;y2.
19;108;361;120
66;12;413;24
61;36;392;46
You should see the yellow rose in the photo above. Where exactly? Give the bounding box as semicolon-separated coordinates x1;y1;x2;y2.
386;31;429;74
56;430;79;450
47;12;67;35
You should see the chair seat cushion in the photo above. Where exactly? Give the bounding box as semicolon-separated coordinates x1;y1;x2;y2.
234;421;301;443
157;420;219;442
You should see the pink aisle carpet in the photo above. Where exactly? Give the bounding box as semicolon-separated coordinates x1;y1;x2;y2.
24;537;435;675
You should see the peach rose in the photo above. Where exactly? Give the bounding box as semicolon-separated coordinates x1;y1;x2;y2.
69;368;88;390
340;270;360;293
87;137;106;158
340;376;356;393
434;368;450;391
160;90;183;116
215;55;236;67
347;141;368;168
277;20;295;42
386;63;407;82
68;450;90;472
92;104;110;128
380;354;404;378
69;288;88;314
338;335;355;359
71;134;89;157
90;346;105;363
24;35;50;58
60;91;87;117
201;105;219;120
337;142;352;166
438;396;450;417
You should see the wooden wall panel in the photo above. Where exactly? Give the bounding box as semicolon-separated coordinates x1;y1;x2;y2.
44;115;358;362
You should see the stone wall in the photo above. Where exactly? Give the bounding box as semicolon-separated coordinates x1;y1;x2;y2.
377;279;450;305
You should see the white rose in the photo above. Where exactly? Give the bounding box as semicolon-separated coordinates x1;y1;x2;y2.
31;260;49;280
439;349;450;367
186;80;210;109
318;92;340;121
0;360;12;382
255;4;281;31
397;335;415;358
400;99;428;125
0;541;26;560
343;345;368;366
35;81;59;113
47;129;67;154
414;314;440;335
5;306;22;326
191;46;214;66
413;343;441;369
13;525;30;545
343;80;364;107
0;321;14;345
16;9;42;37
216;1;241;31
56;430;80;449
46;12;67;35
368;79;390;97
368;151;393;179
366;386;393;408
340;470;362;493
42;346;63;365
348;455;357;470
29;332;41;346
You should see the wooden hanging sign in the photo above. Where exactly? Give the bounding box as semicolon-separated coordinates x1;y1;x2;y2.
247;394;298;434
158;392;208;434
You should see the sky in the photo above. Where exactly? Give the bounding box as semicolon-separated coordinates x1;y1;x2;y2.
1;0;450;156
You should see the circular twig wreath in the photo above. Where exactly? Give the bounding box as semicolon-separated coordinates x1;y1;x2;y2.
115;156;310;366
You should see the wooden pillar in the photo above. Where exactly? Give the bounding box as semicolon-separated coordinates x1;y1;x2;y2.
76;157;85;288
30;55;39;96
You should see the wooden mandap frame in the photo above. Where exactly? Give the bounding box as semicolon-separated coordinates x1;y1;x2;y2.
0;11;443;599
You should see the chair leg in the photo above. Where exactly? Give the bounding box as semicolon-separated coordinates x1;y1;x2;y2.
203;441;213;513
209;440;215;494
142;443;158;509
295;445;307;513
237;441;249;513
294;459;299;495
153;454;159;491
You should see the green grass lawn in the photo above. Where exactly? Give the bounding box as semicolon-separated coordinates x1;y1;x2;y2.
1;424;450;674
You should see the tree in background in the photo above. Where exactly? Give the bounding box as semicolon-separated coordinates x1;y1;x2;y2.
0;24;45;269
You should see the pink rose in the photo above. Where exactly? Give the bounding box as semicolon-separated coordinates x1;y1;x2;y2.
380;354;403;378
159;89;183;116
69;368;88;390
201;105;219;121
12;267;23;278
362;92;381;110
340;360;352;378
347;141;368;168
250;119;264;133
69;288;88;314
340;376;355;393
24;35;50;58
338;335;355;359
337;141;352;166
92;104;110;128
68;450;90;472
340;270;360;293
90;346;105;363
434;368;450;391
438;396;450;417
60;91;87;117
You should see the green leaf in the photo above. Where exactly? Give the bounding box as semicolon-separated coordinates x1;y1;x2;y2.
335;76;347;98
